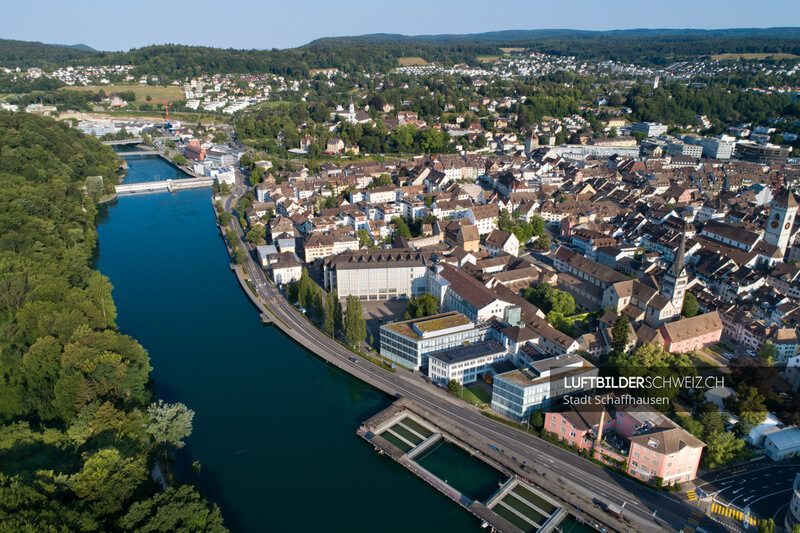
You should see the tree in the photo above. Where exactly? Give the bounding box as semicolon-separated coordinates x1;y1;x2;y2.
357;229;372;247
532;235;550;250
146;400;194;480
71;448;148;515
758;341;778;365
758;518;775;533
324;291;336;335
233;249;246;266
547;311;573;336
296;268;315;309
611;342;696;404
730;355;778;396
226;230;241;248
344;295;366;346
312;290;324;321
703;430;745;469
217;211;232;226
245;224;266;245
333;290;344;333
676;415;704;438
696;402;726;437
172;154;188;166
120;485;227;533
498;209;513;231
682;292;699;318
391;217;411;239
447;379;462;396
725;386;768;427
611;314;630;355
85;175;104;199
530;409;544;429
548;289;575;316
372;173;392;187
407;293;439;318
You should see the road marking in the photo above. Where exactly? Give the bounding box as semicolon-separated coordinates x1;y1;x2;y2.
746;488;795;505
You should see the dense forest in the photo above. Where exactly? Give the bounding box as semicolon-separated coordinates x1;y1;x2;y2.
0;39;96;70
0;114;227;531
3;29;800;75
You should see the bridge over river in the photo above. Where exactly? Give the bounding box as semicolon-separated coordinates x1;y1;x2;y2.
115;177;214;195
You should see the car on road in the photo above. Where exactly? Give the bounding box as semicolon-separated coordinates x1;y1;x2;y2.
349;357;358;363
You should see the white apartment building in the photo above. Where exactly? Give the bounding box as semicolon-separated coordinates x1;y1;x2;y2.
365;186;397;204
467;204;500;235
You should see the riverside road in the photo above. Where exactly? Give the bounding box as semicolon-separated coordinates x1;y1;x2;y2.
221;184;723;533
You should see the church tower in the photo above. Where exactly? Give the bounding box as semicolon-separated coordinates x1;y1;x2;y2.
764;189;798;257
662;226;688;314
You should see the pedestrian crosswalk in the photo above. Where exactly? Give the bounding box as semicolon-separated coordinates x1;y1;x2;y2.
686;489;698;501
682;509;703;532
710;503;757;525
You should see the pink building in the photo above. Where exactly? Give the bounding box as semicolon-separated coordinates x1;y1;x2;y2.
658;312;723;353
546;396;705;486
616;404;705;485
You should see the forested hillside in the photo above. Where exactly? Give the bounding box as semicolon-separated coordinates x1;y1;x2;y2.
0;114;226;532
0;39;97;70
3;29;800;75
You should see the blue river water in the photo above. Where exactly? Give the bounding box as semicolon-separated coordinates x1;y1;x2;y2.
95;156;485;532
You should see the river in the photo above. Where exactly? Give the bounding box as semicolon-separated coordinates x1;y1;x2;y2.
96;155;485;532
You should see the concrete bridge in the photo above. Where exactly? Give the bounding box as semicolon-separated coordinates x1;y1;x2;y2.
117;148;158;156
115;177;214;195
102;139;143;146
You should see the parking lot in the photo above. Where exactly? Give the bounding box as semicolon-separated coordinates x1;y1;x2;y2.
361;299;409;349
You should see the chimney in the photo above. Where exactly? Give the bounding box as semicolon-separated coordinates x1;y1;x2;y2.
595;403;606;445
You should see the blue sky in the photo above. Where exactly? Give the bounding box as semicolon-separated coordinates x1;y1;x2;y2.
3;0;800;51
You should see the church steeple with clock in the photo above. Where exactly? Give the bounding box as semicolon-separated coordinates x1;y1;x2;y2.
764;189;798;257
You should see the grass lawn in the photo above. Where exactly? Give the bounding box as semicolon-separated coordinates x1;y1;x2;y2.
397;57;429;67
707;342;734;355
712;53;799;60
463;384;492;404
693;350;723;368
59;84;184;102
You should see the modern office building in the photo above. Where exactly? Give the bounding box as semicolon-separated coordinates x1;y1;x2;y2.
428;340;507;385
324;249;436;300
490;353;597;422
631;122;668;137
681;135;736;159
735;141;790;165
379;312;487;370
